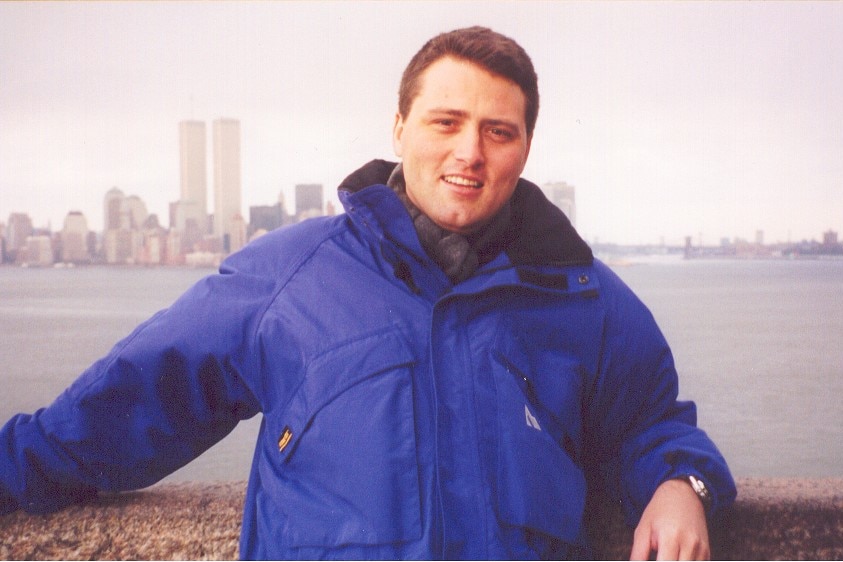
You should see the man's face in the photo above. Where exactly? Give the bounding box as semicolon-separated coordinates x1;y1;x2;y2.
393;56;532;235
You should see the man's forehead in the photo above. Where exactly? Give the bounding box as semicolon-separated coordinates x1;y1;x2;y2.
411;59;527;122
420;55;513;86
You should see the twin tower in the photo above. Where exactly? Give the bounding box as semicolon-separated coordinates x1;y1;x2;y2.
174;119;243;252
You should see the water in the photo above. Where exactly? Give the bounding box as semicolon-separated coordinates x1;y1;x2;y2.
611;257;843;478
1;260;841;481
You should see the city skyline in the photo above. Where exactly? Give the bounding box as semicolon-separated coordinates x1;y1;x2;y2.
6;157;839;252
2;2;842;246
4;162;840;269
3;111;839;248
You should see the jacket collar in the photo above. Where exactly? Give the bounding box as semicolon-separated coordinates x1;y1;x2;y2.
338;159;594;269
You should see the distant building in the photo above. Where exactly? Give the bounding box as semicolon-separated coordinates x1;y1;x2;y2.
541;181;576;227
121;195;149;230
295;183;324;220
6;212;33;257
164;230;184;265
137;215;168;265
179;120;209;234
249;192;291;235
823;230;839;246
26;235;54;267
104;229;141;265
102;188;149;264
169;200;205;254
168;120;212;258
60;211;90;263
212;118;242;246
229;214;248;254
86;231;98;259
103;187;124;231
139;232;165;265
249;204;286;233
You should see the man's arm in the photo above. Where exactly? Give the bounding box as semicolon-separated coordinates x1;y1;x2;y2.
583;261;735;557
0;257;271;514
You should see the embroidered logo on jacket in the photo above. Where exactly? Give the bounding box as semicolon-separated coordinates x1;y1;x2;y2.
278;427;293;452
524;405;542;431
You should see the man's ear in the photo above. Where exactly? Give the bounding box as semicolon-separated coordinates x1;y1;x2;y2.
524;133;533;164
392;112;404;157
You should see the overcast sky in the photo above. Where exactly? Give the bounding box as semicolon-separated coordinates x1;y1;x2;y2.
1;1;841;246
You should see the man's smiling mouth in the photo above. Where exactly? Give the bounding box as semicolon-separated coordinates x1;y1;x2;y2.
443;175;483;188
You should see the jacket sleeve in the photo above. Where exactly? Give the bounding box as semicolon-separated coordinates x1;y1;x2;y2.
0;254;274;515
583;261;736;526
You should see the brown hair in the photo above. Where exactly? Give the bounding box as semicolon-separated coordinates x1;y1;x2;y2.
398;26;539;136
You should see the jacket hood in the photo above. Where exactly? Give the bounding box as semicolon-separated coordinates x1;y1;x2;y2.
338;159;593;267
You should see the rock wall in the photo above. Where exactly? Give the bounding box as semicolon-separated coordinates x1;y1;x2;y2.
1;478;842;560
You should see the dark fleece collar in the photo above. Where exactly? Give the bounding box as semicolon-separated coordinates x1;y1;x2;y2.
338;159;593;268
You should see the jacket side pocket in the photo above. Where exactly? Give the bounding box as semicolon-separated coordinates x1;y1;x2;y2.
493;349;587;545
268;331;422;548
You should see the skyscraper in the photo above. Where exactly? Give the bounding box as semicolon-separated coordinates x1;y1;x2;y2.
249;191;291;236
120;195;149;231
295;183;324;220
179;120;208;234
541;181;576;228
212;118;242;251
26;235;53;267
60;211;90;263
102;188;148;264
103;187;124;231
5;213;33;255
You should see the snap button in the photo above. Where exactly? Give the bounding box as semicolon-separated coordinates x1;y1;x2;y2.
578;274;589;285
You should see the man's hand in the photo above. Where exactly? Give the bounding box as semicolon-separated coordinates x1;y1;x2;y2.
629;478;710;561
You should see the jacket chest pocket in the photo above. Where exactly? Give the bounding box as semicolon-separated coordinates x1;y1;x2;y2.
492;344;588;547
268;332;422;548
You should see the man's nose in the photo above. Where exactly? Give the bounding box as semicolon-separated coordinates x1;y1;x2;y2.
453;128;485;168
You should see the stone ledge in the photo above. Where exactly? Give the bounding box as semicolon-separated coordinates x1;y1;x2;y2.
0;482;244;560
1;478;842;560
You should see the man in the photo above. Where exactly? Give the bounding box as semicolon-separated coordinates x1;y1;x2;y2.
0;27;735;559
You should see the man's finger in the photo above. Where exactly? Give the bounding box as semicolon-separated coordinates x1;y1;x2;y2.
678;533;710;561
656;539;680;561
629;529;654;561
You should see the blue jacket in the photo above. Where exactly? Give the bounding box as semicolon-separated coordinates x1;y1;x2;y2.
1;160;735;559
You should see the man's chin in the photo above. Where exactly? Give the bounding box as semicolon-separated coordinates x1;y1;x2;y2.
430;214;484;236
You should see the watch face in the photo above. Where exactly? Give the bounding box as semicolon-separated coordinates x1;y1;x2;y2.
687;475;712;509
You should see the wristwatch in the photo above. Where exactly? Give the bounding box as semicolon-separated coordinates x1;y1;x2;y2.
681;474;712;512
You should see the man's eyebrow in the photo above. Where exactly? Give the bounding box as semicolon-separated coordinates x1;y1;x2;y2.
483;118;520;129
426;108;469;118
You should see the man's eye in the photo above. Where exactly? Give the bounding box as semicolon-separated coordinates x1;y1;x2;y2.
489;127;514;140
